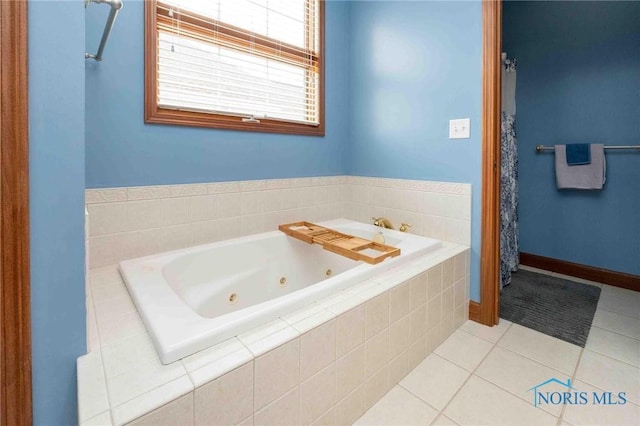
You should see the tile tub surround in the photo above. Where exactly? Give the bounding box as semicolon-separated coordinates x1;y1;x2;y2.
85;176;472;268
78;244;470;425
344;176;472;246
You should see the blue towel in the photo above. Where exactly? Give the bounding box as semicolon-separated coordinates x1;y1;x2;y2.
566;143;591;165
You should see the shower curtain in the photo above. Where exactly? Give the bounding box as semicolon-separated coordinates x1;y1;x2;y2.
500;58;519;289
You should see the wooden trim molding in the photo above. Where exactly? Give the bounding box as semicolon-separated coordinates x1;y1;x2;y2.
478;0;502;326
468;301;481;323
0;0;32;425
144;0;326;136
520;252;640;293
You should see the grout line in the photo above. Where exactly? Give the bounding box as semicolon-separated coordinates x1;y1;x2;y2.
579;346;640;371
559;346;585;425
596;305;640;322
457;322;511;345
397;382;443;416
442;324;586;421
588;323;640;343
434;337;499;419
494;339;579;377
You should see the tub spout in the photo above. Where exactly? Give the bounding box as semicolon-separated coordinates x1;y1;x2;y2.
372;217;395;230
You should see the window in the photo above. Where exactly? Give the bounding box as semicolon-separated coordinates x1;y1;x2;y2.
145;0;324;135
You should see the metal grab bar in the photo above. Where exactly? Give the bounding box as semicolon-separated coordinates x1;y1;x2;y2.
536;144;640;152
85;0;123;61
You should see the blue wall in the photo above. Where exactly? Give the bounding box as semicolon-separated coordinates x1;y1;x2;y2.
29;1;86;424
347;1;483;300
503;1;640;275
85;0;350;188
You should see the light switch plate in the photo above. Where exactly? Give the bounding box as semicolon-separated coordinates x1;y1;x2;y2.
449;118;470;139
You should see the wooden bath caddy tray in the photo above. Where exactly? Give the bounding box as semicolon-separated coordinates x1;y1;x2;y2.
278;221;401;265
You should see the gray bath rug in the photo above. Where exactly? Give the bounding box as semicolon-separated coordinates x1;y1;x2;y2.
500;270;601;347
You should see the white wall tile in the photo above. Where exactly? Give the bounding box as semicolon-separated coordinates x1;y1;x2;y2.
162;224;192;252
127;392;194;426
126;228;164;259
299;319;336;381
336;345;365;401
194;362;254;426
127;200;164;231
190;195;216;222
364;329;389;379
336;305;365;358
161;198;191;226
364;365;390;411
254;339;300;411
114;376;193;426
88;203;127;237
253;387;299;426
299;363;336;425
90;233;128;267
365;293;389;340
335;386;365;426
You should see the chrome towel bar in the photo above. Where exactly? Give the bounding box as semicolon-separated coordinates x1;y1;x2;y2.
85;0;123;61
536;144;640;152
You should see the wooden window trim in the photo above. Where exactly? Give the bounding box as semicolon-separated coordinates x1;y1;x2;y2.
144;0;325;136
0;0;32;424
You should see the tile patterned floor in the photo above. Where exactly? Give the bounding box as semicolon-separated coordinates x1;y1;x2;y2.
355;274;640;426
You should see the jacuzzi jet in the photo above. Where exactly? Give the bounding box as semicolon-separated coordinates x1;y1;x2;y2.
279;277;287;287
228;293;238;304
325;269;333;277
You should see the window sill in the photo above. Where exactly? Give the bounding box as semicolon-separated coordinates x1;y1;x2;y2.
145;107;325;136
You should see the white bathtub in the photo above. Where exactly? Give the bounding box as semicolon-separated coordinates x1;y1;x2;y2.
119;219;441;364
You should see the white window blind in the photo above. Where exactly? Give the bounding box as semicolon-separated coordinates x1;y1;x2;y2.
155;0;321;126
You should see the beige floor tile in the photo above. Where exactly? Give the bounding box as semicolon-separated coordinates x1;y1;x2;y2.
498;324;581;374
552;273;602;288
562;380;640;426
586;326;640;367
597;292;640;319
460;319;511;343
355;386;438;426
434;329;494;371
601;285;640;303
592;309;640;340
475;346;569;417
576;350;640;405
431;415;459;425
517;265;554;276
400;354;469;410
444;376;557;426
